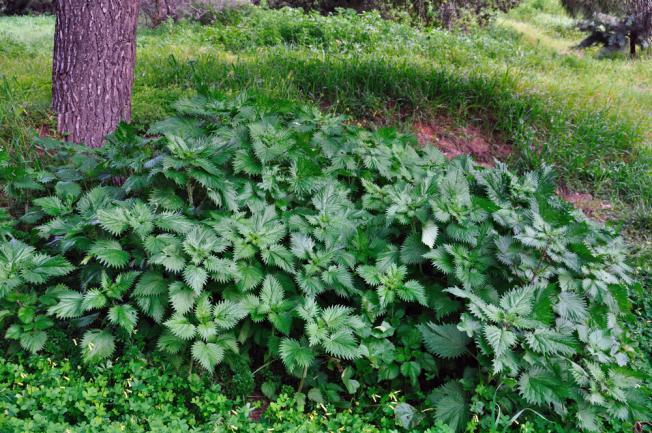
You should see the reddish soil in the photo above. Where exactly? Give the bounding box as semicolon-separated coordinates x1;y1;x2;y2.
413;117;511;168
556;185;614;222
248;394;270;421
412;116;614;220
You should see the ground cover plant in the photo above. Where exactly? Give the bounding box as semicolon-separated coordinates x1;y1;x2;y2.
1;92;650;432
1;347;458;433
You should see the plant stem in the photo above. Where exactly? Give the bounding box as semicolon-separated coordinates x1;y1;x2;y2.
297;365;308;393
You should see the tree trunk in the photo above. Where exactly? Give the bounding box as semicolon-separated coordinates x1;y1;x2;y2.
52;0;139;147
154;0;177;26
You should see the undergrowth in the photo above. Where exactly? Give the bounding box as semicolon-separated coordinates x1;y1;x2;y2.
0;346;455;433
1;92;650;432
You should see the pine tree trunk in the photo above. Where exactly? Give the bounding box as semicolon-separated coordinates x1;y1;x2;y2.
52;0;138;147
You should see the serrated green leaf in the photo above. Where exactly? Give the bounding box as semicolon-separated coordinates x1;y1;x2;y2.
108;304;138;332
421;220;439;249
81;329;115;363
191;340;224;371
418;323;470;358
164;314;196;340
484;325;517;357
280;338;315;370
88;240;129;268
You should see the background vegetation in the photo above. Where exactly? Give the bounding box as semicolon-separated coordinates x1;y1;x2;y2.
1;0;651;431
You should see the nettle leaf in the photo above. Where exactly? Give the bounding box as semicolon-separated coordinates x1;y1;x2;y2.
22;255;74;285
196;321;217;341
518;366;562;405
149;188;186;211
108;304;138;333
401;234;428;265
157;330;186;354
260;275;284;309
19;330;47;353
280;338;315;370
184;265;208;293
213;300;247;329
431;381;468;433
499;286;534;316
169;282;197;315
397;280;427;306
322;329;361;360
97;207;129;236
555;291;587;322
155;212;194;234
194;294;213;323
81;329;116;363
421;220;439;249
145;234;186;273
261;244;295;272
423;246;454;274
418;323;470;359
88;240;129;268
49;291;84;319
357;265;381;286
191;340;224;371
81;289;107;311
164;314;196;340
290;233;315;259
484;325;517;357
236;262;264;291
33;196;70;217
525;329;577;356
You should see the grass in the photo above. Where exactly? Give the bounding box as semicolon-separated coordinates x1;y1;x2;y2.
1;1;651;229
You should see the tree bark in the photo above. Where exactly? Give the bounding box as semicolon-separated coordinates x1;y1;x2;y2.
52;0;138;147
154;0;177;25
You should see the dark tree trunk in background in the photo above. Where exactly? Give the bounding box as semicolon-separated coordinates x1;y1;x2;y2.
52;0;138;147
153;0;177;25
630;32;638;56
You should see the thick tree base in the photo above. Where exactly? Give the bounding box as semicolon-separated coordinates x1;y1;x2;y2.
52;0;138;147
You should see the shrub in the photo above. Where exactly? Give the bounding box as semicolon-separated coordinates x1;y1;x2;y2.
139;0;251;27
0;0;53;15
266;0;523;28
1;93;649;431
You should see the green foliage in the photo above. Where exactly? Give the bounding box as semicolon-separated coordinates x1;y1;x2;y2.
267;0;523;28
3;10;652;221
0;349;454;433
1;93;649;431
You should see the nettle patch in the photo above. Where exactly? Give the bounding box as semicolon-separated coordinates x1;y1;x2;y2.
0;94;648;431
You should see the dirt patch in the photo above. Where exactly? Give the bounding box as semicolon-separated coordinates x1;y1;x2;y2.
556;186;615;222
248;394;270;421
413;117;511;167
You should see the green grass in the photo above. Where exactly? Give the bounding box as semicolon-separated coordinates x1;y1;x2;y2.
1;2;651;228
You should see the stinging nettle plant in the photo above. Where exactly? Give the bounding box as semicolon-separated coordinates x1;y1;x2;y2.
0;93;649;431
